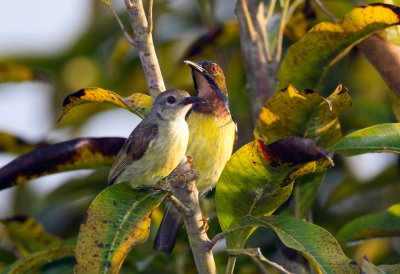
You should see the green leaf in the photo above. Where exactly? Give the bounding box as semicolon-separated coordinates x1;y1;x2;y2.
336;204;400;244
0;137;125;190
0;63;38;83
277;4;400;90
0;216;61;256
216;137;333;249
330;123;400;156
58;88;152;122
254;84;351;148
292;172;325;219
243;215;360;274
361;257;386;274
0;245;75;274
0;131;50;154
75;184;167;274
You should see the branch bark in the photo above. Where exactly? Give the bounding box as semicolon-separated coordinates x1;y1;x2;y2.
166;158;216;274
235;0;276;120
124;0;165;98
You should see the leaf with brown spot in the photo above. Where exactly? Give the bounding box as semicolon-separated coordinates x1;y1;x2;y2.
243;215;360;274
216;137;333;250
277;4;400;90
0;216;61;257
58;87;152;122
75;183;167;274
0;131;50;154
0;137;125;190
254;84;351;148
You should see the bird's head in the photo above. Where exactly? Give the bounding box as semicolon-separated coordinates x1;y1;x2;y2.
151;89;205;120
184;60;230;116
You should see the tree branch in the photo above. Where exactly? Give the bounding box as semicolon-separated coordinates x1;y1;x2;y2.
124;0;165;98
166;157;216;274
235;0;276;121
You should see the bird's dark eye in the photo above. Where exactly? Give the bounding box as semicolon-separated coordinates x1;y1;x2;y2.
210;64;218;74
167;96;176;104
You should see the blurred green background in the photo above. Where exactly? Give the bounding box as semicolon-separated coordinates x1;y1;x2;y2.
0;0;399;273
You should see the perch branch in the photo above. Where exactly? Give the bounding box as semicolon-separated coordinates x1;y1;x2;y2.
124;0;165;98
166;158;216;274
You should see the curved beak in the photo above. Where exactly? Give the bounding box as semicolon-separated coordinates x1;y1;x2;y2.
180;96;206;106
184;60;207;74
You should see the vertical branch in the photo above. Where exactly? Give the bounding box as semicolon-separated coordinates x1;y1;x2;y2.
235;0;276;121
167;158;216;274
124;0;165;99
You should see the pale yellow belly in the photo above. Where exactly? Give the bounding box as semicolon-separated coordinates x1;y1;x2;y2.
187;112;236;193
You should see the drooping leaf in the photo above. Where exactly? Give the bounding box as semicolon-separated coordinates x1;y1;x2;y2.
75;184;167;274
0;63;38;83
0;137;125;190
254;84;351;148
330;123;400;156
277;4;400;90
0;216;61;257
0;245;75;274
360;256;400;274
0;131;49;154
291;172;326;219
336;204;400;244
216;137;333;249
58;88;152;122
243;215;360;274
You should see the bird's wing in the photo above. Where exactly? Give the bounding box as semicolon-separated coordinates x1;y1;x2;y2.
108;122;159;185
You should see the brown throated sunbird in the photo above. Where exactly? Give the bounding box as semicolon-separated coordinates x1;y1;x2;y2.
108;89;205;187
154;61;237;253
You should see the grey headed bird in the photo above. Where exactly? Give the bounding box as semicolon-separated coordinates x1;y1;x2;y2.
108;89;205;187
154;60;237;254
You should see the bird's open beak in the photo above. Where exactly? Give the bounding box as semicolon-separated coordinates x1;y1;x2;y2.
180;96;206;105
184;60;207;74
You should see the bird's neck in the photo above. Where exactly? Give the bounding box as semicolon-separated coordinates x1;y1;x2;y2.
195;88;230;117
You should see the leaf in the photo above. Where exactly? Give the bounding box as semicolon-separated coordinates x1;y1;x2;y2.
75;184;167;274
292;172;325;219
216;137;333;249
0;131;50;154
243;215;360;274
58;88;152;122
0;137;125;190
0;63;37;83
336;204;400;244
0;216;61;256
277;4;400;90
330;123;400;156
0;245;75;274
360;257;400;274
254;84;351;148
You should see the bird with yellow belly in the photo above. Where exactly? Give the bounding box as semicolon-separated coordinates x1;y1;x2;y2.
154;60;237;254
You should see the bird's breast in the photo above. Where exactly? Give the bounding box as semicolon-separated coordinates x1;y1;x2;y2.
186;112;236;192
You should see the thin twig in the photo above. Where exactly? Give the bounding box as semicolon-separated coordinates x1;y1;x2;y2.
105;2;135;45
206;225;251;251
275;0;290;62
312;0;336;22
251;256;269;274
147;0;153;33
241;0;257;42
229;248;294;274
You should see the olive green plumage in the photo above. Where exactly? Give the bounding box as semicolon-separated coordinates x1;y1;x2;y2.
108;89;204;187
154;61;237;254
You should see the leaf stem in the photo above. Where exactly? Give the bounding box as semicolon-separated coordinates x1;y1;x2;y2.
312;0;336;22
206;225;251;251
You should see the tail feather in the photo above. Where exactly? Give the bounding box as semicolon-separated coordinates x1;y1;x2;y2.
153;204;182;254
